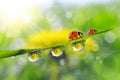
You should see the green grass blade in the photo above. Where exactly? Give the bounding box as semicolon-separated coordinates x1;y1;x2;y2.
0;29;112;59
0;49;27;58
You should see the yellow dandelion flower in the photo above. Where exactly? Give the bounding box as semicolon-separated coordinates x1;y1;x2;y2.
26;29;72;48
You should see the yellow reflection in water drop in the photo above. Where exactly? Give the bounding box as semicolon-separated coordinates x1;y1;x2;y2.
28;53;40;62
51;48;63;57
72;43;84;52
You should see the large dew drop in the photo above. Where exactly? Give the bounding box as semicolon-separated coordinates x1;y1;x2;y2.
28;52;40;62
51;48;64;57
72;42;84;51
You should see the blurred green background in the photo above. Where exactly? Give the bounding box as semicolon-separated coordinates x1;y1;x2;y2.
0;0;120;80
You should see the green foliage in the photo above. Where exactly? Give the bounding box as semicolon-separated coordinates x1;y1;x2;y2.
0;1;120;80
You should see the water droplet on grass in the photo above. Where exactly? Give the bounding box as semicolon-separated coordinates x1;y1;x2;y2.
51;48;64;57
28;52;40;62
72;42;84;51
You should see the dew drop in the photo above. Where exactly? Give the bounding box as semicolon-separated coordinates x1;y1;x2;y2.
72;42;84;51
28;52;40;62
51;48;64;57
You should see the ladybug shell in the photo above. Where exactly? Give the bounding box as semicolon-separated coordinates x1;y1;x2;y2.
69;31;83;40
88;29;97;35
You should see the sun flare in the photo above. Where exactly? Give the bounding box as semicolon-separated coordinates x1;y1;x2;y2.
0;0;38;36
0;0;32;22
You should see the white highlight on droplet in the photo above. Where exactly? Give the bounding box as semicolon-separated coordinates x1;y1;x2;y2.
28;56;40;62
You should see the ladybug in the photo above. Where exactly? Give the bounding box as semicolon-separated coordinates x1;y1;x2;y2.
69;31;83;40
88;29;97;35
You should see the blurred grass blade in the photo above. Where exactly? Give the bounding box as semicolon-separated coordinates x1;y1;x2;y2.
95;29;112;34
0;49;26;58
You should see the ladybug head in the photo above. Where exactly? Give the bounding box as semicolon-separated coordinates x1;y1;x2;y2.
78;32;83;37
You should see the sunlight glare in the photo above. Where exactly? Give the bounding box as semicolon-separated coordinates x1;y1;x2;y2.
0;0;31;22
22;15;31;23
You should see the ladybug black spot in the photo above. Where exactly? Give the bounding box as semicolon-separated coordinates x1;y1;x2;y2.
74;35;77;37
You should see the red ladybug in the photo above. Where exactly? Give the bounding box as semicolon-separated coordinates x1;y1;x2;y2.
69;31;83;40
88;29;97;35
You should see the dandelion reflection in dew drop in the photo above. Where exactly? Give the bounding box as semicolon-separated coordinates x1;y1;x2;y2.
51;48;64;57
28;52;40;62
72;41;85;52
